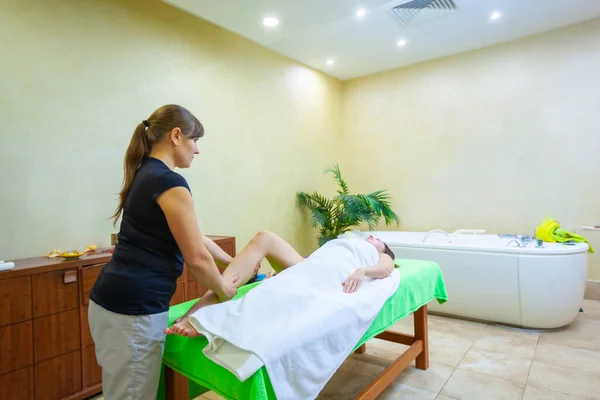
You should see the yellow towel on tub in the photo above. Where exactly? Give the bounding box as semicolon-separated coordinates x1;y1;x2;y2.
535;218;595;253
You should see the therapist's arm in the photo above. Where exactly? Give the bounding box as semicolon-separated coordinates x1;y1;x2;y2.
157;187;237;301
202;234;262;276
201;235;233;268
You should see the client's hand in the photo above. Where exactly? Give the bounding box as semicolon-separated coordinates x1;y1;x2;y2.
342;268;365;293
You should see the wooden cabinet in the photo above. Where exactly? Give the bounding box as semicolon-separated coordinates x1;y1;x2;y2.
81;305;93;348
80;264;103;306
33;309;80;363
170;282;186;306
0;235;235;400
34;351;81;400
83;345;101;388
32;269;79;318
185;280;201;301
0;321;33;374
0;277;32;326
0;366;34;400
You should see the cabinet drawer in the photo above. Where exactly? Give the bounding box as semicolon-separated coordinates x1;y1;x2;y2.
0;276;32;326
186;280;208;301
82;305;93;347
34;350;81;400
186;280;198;300
32;269;79;318
217;240;236;258
0;321;33;374
83;345;101;388
213;237;236;257
33;309;80;363
81;264;103;306
0;366;34;400
170;282;186;306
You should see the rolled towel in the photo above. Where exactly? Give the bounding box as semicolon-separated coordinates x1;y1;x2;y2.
0;261;15;271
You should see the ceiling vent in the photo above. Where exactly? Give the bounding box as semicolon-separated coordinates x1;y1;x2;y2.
390;0;458;27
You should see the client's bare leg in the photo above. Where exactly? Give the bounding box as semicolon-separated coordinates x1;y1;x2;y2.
164;230;304;336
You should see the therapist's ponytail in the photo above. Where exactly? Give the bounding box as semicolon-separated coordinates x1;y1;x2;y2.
111;105;204;226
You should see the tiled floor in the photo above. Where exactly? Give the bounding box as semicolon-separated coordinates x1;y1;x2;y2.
90;300;600;400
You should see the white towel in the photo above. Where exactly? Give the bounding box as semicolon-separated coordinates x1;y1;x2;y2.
189;238;401;400
0;261;15;271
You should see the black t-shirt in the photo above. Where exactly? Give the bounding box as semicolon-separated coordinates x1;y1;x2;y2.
90;157;190;315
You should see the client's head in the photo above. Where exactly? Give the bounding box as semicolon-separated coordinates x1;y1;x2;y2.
365;235;395;259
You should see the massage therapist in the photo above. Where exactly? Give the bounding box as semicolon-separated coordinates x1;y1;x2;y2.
88;104;238;399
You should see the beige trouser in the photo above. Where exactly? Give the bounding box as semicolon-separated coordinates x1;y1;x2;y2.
88;300;168;400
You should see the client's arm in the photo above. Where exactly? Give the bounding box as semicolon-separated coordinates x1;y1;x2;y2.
342;253;395;293
365;253;395;278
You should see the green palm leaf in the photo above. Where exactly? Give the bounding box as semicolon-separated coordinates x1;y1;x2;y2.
324;163;349;195
297;191;335;229
297;164;400;246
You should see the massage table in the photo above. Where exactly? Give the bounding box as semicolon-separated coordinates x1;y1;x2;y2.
159;259;448;400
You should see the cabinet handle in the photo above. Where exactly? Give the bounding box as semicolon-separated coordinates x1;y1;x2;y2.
63;270;78;284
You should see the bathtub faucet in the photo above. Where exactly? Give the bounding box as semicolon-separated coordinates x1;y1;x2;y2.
506;238;527;248
422;229;449;243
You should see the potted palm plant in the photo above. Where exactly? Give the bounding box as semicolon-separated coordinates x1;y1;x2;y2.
296;164;400;246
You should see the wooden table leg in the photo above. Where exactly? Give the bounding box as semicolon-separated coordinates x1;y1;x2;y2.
164;364;189;400
354;340;423;400
414;305;429;370
355;344;367;354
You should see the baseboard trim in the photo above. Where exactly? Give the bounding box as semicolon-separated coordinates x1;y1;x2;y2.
585;280;600;300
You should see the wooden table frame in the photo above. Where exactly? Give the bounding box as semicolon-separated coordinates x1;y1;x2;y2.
164;305;429;400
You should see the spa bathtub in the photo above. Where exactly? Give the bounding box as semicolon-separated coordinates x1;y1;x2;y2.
359;230;589;329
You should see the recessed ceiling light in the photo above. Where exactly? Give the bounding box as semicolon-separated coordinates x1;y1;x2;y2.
262;17;279;27
356;8;366;17
326;59;334;66
489;11;502;20
397;39;407;48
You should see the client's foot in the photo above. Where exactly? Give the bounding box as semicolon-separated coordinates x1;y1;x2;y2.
164;318;203;337
173;292;220;324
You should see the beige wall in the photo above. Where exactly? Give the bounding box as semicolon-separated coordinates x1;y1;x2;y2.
0;0;342;261
341;18;600;280
2;1;599;280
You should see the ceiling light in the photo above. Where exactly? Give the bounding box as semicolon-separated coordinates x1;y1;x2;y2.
397;39;407;48
356;8;366;18
326;59;334;66
489;11;502;20
262;17;279;27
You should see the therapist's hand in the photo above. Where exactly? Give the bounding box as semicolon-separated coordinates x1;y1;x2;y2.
342;268;365;293
215;275;238;302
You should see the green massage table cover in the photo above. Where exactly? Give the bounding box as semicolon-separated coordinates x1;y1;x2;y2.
158;259;448;400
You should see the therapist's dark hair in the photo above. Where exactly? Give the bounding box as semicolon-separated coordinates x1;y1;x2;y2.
383;243;395;260
111;104;204;225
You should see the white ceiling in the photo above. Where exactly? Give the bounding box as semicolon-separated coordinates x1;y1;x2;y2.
163;0;600;80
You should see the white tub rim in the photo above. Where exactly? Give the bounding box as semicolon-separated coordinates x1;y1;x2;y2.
358;230;589;256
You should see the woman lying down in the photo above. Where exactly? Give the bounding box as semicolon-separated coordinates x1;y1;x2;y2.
165;230;401;400
166;230;398;336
